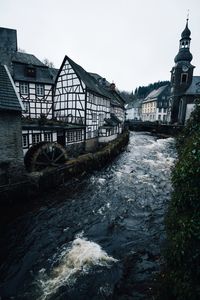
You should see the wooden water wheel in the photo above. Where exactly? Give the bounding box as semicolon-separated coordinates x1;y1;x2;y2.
24;142;68;172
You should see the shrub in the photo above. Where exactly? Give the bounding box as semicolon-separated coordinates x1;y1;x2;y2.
161;101;200;300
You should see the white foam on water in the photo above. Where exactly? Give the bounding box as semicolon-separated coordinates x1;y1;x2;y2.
37;236;117;300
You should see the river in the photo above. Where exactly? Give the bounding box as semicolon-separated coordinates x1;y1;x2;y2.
0;132;176;300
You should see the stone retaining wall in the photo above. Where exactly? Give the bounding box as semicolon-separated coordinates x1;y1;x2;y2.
0;131;129;203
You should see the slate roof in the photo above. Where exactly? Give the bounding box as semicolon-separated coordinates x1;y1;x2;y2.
0;49;58;84
185;76;200;95
13;62;58;84
89;72;125;108
104;113;121;126
126;98;143;109
144;85;169;102
64;56;110;99
0;64;22;111
12;52;45;66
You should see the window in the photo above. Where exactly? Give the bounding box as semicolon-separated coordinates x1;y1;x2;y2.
67;131;74;143
181;73;188;84
87;128;91;139
98;113;104;125
76;130;82;141
23;101;30;113
44;133;52;142
20;82;29;95
36;84;45;97
163;100;168;108
22;134;29;148
92;113;97;122
26;67;36;78
32;133;41;144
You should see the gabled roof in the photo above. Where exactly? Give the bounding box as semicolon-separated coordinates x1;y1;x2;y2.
144;85;169;102
0;64;23;111
109;90;125;108
12;52;45;67
13;63;58;84
126;98;143;109
185;76;200;95
89;72;125;108
62;56;110;99
104;113;121;126
0;49;58;84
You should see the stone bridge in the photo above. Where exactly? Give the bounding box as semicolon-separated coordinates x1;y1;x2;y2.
126;120;184;137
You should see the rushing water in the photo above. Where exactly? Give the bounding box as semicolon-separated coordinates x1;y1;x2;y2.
0;132;176;300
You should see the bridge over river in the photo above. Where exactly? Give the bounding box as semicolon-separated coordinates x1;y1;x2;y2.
0;131;176;300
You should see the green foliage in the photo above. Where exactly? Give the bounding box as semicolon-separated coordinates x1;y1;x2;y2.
135;80;170;99
120;80;169;103
161;101;200;299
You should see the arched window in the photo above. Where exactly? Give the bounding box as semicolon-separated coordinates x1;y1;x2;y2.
181;73;188;84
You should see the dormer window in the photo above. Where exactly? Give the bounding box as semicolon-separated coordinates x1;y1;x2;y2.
181;73;188;84
26;67;36;78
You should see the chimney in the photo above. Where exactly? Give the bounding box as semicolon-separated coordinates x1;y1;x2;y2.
110;83;116;91
0;27;17;52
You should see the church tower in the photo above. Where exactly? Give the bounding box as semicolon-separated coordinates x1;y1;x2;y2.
170;19;195;123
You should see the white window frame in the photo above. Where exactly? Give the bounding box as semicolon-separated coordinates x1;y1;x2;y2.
67;131;74;143
23;101;30;113
92;112;97;122
76;130;82;141
20;82;29;95
22;134;29;148
32;133;41;144
44;132;52;142
36;84;45;97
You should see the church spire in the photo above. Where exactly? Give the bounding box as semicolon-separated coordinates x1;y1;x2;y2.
174;18;192;63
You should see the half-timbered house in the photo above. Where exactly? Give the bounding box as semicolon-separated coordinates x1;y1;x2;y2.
54;56;115;151
0;27;126;171
89;73;126;139
0;27;85;170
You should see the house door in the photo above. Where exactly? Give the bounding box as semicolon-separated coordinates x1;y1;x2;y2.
57;130;65;146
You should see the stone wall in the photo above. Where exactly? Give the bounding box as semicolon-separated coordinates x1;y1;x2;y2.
0;111;25;186
85;137;98;152
66;141;85;157
0;131;129;202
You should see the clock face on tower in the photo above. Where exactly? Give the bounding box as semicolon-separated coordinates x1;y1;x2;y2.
182;65;189;72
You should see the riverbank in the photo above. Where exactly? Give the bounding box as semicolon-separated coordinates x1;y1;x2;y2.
157;103;200;300
0;131;129;203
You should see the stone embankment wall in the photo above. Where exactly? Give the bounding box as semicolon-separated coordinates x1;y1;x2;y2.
0;111;25;187
127;121;183;137
0;131;129;202
38;130;129;192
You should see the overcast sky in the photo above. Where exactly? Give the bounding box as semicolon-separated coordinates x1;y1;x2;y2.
1;0;200;92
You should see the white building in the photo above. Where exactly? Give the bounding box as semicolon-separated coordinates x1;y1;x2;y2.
54;56;125;150
126;98;143;120
141;85;170;123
